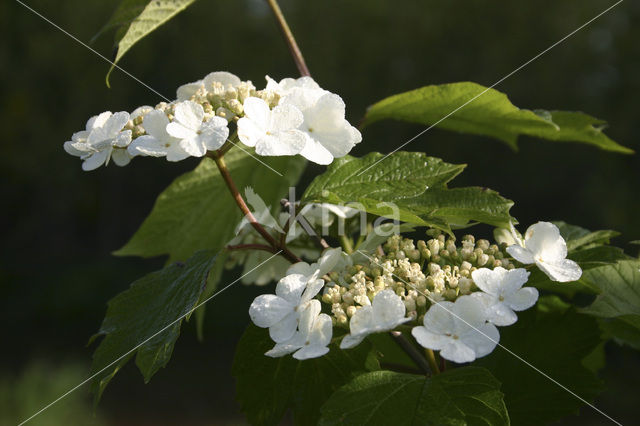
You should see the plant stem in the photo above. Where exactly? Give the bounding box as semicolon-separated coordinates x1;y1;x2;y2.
265;0;311;77
389;331;431;375
211;152;301;264
425;349;441;375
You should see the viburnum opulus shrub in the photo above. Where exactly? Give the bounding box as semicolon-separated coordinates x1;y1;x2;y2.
23;1;638;425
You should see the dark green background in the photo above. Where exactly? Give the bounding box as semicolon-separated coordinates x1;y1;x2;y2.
1;0;638;424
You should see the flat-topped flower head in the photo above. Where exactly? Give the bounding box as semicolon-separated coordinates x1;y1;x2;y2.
249;273;324;343
265;300;332;360
266;76;362;165
237;97;307;156
128;110;190;162
506;221;582;282
340;290;410;349
412;295;499;363
64;111;132;171
470;267;537;326
166;101;229;156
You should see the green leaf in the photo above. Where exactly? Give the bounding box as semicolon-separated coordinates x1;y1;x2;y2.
302;152;513;233
579;260;640;319
194;250;229;341
103;0;199;85
318;368;509;426
90;250;217;403
233;324;373;426
363;82;632;153
476;307;603;425
115;150;305;262
553;221;620;251
303;152;465;202
598;316;640;350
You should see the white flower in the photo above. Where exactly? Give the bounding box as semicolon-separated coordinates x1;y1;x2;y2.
266;76;362;165
203;71;242;95
506;221;582;282
412;295;499;363
166;101;229;156
265;300;332;360
249;273;324;343
176;80;205;101
470;267;538;326
127;110;190;161
64;111;132;171
237;97;307;156
340;290;410;349
287;247;350;280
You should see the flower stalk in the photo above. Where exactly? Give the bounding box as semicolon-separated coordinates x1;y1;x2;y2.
266;0;311;77
211;151;301;264
389;331;432;376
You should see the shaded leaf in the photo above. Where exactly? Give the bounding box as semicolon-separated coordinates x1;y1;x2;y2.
233;324;373;426
91;250;217;403
318;368;509;426
476;307;603;425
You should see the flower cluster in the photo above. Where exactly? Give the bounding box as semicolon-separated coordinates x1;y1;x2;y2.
64;72;361;170
248;221;582;365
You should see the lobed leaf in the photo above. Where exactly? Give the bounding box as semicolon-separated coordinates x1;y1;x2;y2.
363;82;632;153
302;152;513;233
90;250;217;403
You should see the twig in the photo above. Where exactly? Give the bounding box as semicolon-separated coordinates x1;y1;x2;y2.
211;152;301;264
265;0;311;77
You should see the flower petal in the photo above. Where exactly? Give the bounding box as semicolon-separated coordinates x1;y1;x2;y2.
300;278;325;305
174;101;204;131
536;258;582;282
371;290;407;329
111;148;131;166
439;340;478;363
269;311;298;343
500;268;531;294
142;110;170;139
103;111;130;137
504;287;539;311
275;274;307;305
340;333;366;349
166;122;196;140
178;136;206;157
299;137;334;165
348;305;374;335
506;244;535;264
525;221;567;262
459;322;500;359
249;294;292;328
293;344;330;360
81;149;110;171
411;326;449;351
176;80;203;101
423;301;456;334
471;267;507;295
200;117;229;151
128;135;165;157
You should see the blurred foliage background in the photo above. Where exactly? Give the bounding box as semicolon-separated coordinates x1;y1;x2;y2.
1;0;639;424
